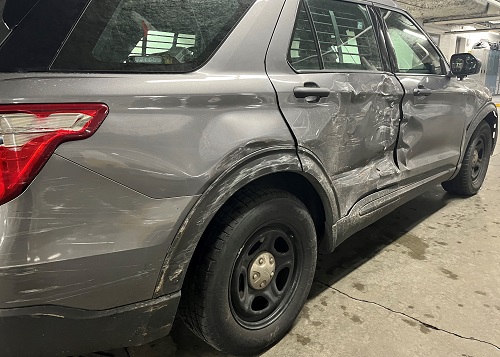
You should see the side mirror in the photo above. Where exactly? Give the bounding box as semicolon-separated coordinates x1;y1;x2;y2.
450;53;481;79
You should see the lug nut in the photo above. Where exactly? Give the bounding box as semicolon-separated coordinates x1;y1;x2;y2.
260;281;266;288
270;272;274;277
253;273;259;280
259;258;264;265
269;258;274;264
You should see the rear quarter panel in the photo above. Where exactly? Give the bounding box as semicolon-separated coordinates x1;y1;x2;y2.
0;0;294;309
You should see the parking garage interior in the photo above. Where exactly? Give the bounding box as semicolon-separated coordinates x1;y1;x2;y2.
0;0;499;356
87;1;500;355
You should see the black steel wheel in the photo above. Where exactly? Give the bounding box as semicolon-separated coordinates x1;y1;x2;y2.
230;224;300;329
180;187;317;356
442;121;493;196
470;135;486;182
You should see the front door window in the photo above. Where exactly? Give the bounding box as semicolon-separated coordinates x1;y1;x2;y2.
382;10;444;75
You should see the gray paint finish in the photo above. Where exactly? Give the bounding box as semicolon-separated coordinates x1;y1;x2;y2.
0;0;293;312
0;0;497;354
0;72;291;199
268;68;404;216
267;0;404;216
154;149;303;296
0;155;197;309
0;0;291;199
396;74;470;173
0;0;493;311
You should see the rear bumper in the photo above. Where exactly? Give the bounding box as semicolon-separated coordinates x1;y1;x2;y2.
0;292;180;357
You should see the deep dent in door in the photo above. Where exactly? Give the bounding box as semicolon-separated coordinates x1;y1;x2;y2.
323;73;403;215
268;70;404;217
396;75;469;174
265;0;405;218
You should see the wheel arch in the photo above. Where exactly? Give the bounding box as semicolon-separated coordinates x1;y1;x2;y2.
450;103;498;181
483;110;498;152
153;149;339;297
465;103;497;154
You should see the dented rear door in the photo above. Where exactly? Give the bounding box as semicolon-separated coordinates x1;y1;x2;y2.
266;0;403;217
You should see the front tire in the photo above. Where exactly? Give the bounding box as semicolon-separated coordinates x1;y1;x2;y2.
180;187;317;355
442;121;492;196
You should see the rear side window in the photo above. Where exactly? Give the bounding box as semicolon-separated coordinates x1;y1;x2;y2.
0;0;40;44
307;0;382;71
52;0;255;73
288;0;383;72
0;8;8;45
2;0;39;28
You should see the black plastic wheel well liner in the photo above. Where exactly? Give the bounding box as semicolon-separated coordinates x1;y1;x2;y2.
248;172;327;244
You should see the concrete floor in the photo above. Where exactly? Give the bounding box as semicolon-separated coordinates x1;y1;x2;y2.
87;146;500;357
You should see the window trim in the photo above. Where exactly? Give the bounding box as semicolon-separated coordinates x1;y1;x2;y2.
304;0;324;70
0;7;10;47
292;68;393;75
286;0;322;72
370;5;395;73
376;6;450;77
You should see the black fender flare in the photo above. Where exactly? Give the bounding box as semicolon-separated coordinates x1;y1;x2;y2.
465;102;497;151
297;148;341;253
463;102;498;143
466;102;497;133
451;102;498;180
153;147;339;297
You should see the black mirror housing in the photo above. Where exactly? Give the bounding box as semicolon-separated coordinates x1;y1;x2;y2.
450;53;481;79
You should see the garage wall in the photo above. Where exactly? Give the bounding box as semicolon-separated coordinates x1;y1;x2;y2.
424;24;500;59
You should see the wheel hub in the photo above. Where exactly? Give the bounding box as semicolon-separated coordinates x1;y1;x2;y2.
472;150;479;167
248;251;275;290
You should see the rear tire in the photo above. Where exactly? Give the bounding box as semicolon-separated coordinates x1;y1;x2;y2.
442;121;492;196
179;187;317;356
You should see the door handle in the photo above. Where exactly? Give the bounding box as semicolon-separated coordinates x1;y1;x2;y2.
413;86;432;96
294;83;330;102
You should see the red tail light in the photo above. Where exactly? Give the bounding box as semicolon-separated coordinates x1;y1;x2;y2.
0;103;109;205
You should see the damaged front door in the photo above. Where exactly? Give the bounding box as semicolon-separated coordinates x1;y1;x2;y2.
380;9;468;178
266;0;404;217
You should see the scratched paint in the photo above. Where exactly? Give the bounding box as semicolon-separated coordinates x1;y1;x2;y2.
0;155;198;310
268;70;403;216
154;151;302;296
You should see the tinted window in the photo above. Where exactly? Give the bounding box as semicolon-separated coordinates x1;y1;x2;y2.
52;0;255;73
307;0;382;71
2;0;39;28
0;0;89;72
382;10;444;75
0;0;40;45
0;1;8;44
288;1;321;71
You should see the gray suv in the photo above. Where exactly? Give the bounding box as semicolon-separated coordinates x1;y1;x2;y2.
0;0;497;356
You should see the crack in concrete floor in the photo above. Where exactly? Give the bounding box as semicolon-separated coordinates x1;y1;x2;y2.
314;280;500;351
